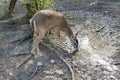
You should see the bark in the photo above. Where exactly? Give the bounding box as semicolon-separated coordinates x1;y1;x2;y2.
8;0;17;14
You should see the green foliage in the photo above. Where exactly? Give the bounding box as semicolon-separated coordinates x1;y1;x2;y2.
0;33;7;39
89;2;97;6
0;1;9;12
20;0;54;16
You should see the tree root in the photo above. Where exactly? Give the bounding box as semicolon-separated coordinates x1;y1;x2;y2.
57;53;74;80
9;52;30;58
13;38;74;80
16;54;33;68
15;44;74;80
28;64;39;80
43;43;75;80
8;30;33;45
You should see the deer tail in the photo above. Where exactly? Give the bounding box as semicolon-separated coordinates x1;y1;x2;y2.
30;19;34;28
30;19;37;31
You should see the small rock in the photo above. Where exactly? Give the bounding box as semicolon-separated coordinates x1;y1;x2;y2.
44;70;54;74
72;61;76;65
55;70;64;75
50;59;55;64
9;72;13;76
37;62;43;67
104;11;108;13
72;61;78;67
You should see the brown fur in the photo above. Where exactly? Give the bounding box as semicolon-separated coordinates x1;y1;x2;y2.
30;10;78;58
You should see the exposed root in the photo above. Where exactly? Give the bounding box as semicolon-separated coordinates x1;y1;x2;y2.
8;39;21;44
9;31;33;44
28;64;39;80
10;52;30;58
16;54;33;68
43;43;75;80
56;53;75;80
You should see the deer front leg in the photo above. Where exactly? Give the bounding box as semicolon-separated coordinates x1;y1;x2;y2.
31;32;43;59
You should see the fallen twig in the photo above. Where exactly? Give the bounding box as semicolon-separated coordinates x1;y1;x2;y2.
96;26;105;33
90;25;105;41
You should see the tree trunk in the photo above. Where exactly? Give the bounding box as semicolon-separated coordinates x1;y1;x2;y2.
8;0;17;14
0;0;17;19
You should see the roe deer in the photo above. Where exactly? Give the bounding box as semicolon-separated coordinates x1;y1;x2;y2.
30;10;78;58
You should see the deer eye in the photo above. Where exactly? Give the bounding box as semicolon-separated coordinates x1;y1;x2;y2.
74;39;78;46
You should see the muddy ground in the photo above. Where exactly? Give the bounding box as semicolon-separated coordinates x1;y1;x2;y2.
0;0;120;80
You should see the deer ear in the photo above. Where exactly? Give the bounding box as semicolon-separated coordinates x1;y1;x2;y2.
75;32;78;37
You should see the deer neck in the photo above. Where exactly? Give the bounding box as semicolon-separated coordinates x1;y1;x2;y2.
64;27;74;39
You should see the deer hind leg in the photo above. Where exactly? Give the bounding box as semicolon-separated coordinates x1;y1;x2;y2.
32;27;48;59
